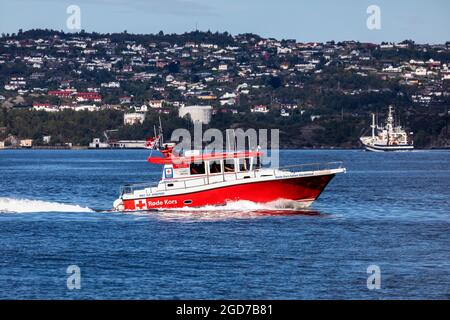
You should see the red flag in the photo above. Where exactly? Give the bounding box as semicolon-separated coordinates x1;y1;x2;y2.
145;135;160;149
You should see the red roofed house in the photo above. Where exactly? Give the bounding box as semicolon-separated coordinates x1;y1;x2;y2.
48;90;73;98
76;92;102;102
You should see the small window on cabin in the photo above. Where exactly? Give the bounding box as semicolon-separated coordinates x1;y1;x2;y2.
224;159;235;172
209;161;222;174
190;162;206;175
239;158;251;172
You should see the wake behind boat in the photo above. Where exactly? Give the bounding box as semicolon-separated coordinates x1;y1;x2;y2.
360;106;414;152
113;137;345;211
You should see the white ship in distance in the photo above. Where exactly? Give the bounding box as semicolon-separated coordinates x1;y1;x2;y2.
360;106;414;152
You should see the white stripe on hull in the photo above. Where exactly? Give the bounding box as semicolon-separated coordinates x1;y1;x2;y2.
363;144;414;152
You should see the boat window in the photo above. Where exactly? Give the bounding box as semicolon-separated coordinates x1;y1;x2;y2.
224;159;235;172
190;162;206;175
239;158;251;172
209;161;222;174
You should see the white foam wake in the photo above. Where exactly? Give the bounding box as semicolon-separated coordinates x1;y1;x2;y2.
159;199;313;212
124;199;318;221
0;197;93;213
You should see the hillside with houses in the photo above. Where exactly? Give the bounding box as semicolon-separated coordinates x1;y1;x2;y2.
0;29;449;149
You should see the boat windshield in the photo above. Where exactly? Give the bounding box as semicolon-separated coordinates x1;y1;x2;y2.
121;185;133;195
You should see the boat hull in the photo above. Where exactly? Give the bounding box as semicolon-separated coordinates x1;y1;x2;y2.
362;144;414;152
122;174;336;211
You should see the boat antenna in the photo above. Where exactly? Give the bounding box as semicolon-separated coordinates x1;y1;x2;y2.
232;129;236;152
371;113;376;141
158;116;164;145
375;109;378;129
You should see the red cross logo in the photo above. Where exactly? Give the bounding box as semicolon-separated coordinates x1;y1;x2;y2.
135;200;146;210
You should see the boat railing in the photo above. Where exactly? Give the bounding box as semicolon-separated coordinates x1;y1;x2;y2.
121;161;345;195
120;183;153;196
275;161;345;176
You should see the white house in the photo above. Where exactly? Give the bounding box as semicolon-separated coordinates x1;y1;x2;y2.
73;105;99;112
218;64;228;71
220;92;237;100
166;75;175;82
32;103;59;112
280;109;290;117
101;81;120;88
89;138;110;149
251;105;269;113
134;105;148;112
148;100;164;108
382;65;402;73
43;135;52;144
415;67;427;76
124;113;146;125
220;98;236;106
179;105;212;124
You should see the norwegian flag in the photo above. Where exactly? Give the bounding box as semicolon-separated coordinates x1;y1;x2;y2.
145;135;160;150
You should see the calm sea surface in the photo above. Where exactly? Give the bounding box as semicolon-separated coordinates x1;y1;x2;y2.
0;149;449;299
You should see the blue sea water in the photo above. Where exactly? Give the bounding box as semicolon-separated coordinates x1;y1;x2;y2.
0;149;449;299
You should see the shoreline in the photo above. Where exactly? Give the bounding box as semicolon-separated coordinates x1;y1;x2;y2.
1;146;450;151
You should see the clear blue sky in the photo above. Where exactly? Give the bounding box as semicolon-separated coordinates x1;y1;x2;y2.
0;0;449;43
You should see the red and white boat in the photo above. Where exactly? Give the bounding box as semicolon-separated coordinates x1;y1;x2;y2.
113;141;346;211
